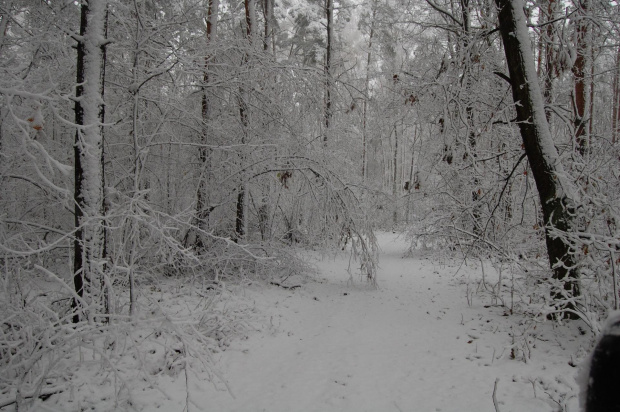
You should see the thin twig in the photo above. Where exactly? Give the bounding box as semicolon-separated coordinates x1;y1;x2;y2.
611;250;618;311
493;378;501;412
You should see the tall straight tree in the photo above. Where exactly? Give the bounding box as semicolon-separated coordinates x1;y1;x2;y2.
195;0;219;245
572;0;592;155
73;0;108;323
324;0;333;145
612;45;620;143
361;1;377;180
262;0;275;53
458;0;482;234
235;0;255;241
495;0;581;307
538;0;560;121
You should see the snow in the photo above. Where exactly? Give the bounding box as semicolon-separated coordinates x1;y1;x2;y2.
36;232;590;411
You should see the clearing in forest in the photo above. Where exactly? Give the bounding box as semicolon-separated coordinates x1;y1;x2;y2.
130;232;588;412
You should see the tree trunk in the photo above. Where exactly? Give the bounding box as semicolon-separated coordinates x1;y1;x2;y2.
262;0;274;53
194;0;219;246
392;124;398;226
127;0;145;317
455;0;482;234
0;1;7;152
540;0;558;122
324;0;333;145
495;0;580;306
99;6;109;316
612;45;620;144
362;2;377;180
0;2;11;54
235;0;254;241
245;0;256;40
406;126;417;224
73;0;108;323
572;0;591;156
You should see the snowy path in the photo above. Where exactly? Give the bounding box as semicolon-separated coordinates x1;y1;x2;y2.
142;232;584;411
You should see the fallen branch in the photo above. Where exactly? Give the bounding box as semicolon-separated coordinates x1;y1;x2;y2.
0;387;65;409
269;281;301;290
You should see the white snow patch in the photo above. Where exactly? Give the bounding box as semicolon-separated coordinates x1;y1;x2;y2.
34;232;590;411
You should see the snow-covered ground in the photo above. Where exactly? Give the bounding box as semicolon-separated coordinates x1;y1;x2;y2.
38;232;591;411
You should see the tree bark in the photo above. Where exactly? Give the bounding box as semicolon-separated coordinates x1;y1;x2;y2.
572;0;591;156
392;124;398;226
540;0;558;122
324;0;333;145
235;0;254;241
262;0;274;53
495;0;580;304
612;45;620;144
73;0;108;323
362;2;377;180
99;6;109;316
459;0;481;234
194;0;218;245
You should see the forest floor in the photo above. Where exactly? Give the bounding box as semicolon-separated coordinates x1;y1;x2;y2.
40;232;592;412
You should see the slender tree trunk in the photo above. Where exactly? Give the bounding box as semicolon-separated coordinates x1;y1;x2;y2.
99;6;109;316
458;0;481;234
495;0;580;306
541;0;558;121
262;0;274;53
193;0;219;246
73;0;108;323
572;0;591;156
613;45;620;144
588;43;595;138
460;0;470;50
392;124;398;226
0;4;9;151
0;3;11;54
362;3;376;180
245;0;256;39
235;0;254;241
0;2;6;152
324;0;333;145
406;126;417;224
127;0;143;317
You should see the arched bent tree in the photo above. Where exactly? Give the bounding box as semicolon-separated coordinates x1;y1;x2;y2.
495;0;580;311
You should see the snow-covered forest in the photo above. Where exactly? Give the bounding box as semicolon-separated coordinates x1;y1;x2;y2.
1;0;619;410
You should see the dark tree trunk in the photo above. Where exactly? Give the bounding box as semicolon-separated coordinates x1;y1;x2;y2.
540;0;558;122
495;0;580;306
235;190;245;239
262;0;274;53
361;2;376;180
234;0;254;242
236;78;248;242
72;2;87;323
612;45;620;144
100;6;109;316
194;0;218;246
324;0;333;145
392;124;398;226
572;0;591;156
72;0;107;323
